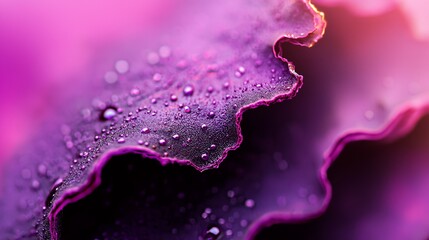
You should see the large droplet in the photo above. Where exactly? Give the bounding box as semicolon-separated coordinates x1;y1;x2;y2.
183;85;194;96
101;107;117;121
115;60;130;74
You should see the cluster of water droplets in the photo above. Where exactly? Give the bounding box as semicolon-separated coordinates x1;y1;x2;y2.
34;29;299;239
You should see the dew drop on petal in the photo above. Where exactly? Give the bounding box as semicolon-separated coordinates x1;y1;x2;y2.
147;52;160;65
183;85;194;96
201;226;222;240
184;106;191;113
159;139;167;146
244;199;255;208
130;88;141;96
102;107;117;120
170;94;178;102
141;127;150;134
159;46;171;58
104;71;118;84
208;112;215;118
115;60;130;74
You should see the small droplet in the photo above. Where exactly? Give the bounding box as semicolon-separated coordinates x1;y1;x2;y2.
37;164;47;176
184;106;191;113
102;107;117;120
207;86;214;93
31;180;40;190
201;124;208;131
172;134;180;140
130;88;140;96
240;219;248;227
170;94;178;102
159;46;171;58
208;112;215;118
159;139;167;146
183;85;194;96
201;153;209;160
115;60;129;74
153;73;162;81
227;190;235;198
209;144;216;150
201;226;221;240
104;71;118;84
244;199;255;208
147;52;160;65
117;138;126;144
141;128;150;134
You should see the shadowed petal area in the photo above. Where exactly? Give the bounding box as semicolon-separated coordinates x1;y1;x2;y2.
52;100;329;240
254;112;429;240
246;6;429;239
0;0;325;239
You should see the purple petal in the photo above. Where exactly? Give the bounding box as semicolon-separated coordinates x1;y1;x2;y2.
0;0;325;239
253;110;429;240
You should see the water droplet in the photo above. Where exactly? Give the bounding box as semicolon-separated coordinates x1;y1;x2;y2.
115;60;129;74
223;82;229;89
183;85;194;96
209;144;216;150
201;226;221;240
37;164;47;176
117;138;126;144
159;139;167;146
104;71;118;84
147;52;160;65
238;66;246;73
172;134;180;140
102;107;117;120
137;140;144;145
141;128;150;134
244;199;255;208
170;94;178;102
153;73;162;81
184;106;191;113
31;180;40;190
130;88;140;96
227;190;235;198
207;86;214;93
240;219;248;227
159;46;171;58
201;124;208;130
201;153;209;160
208;112;215;118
